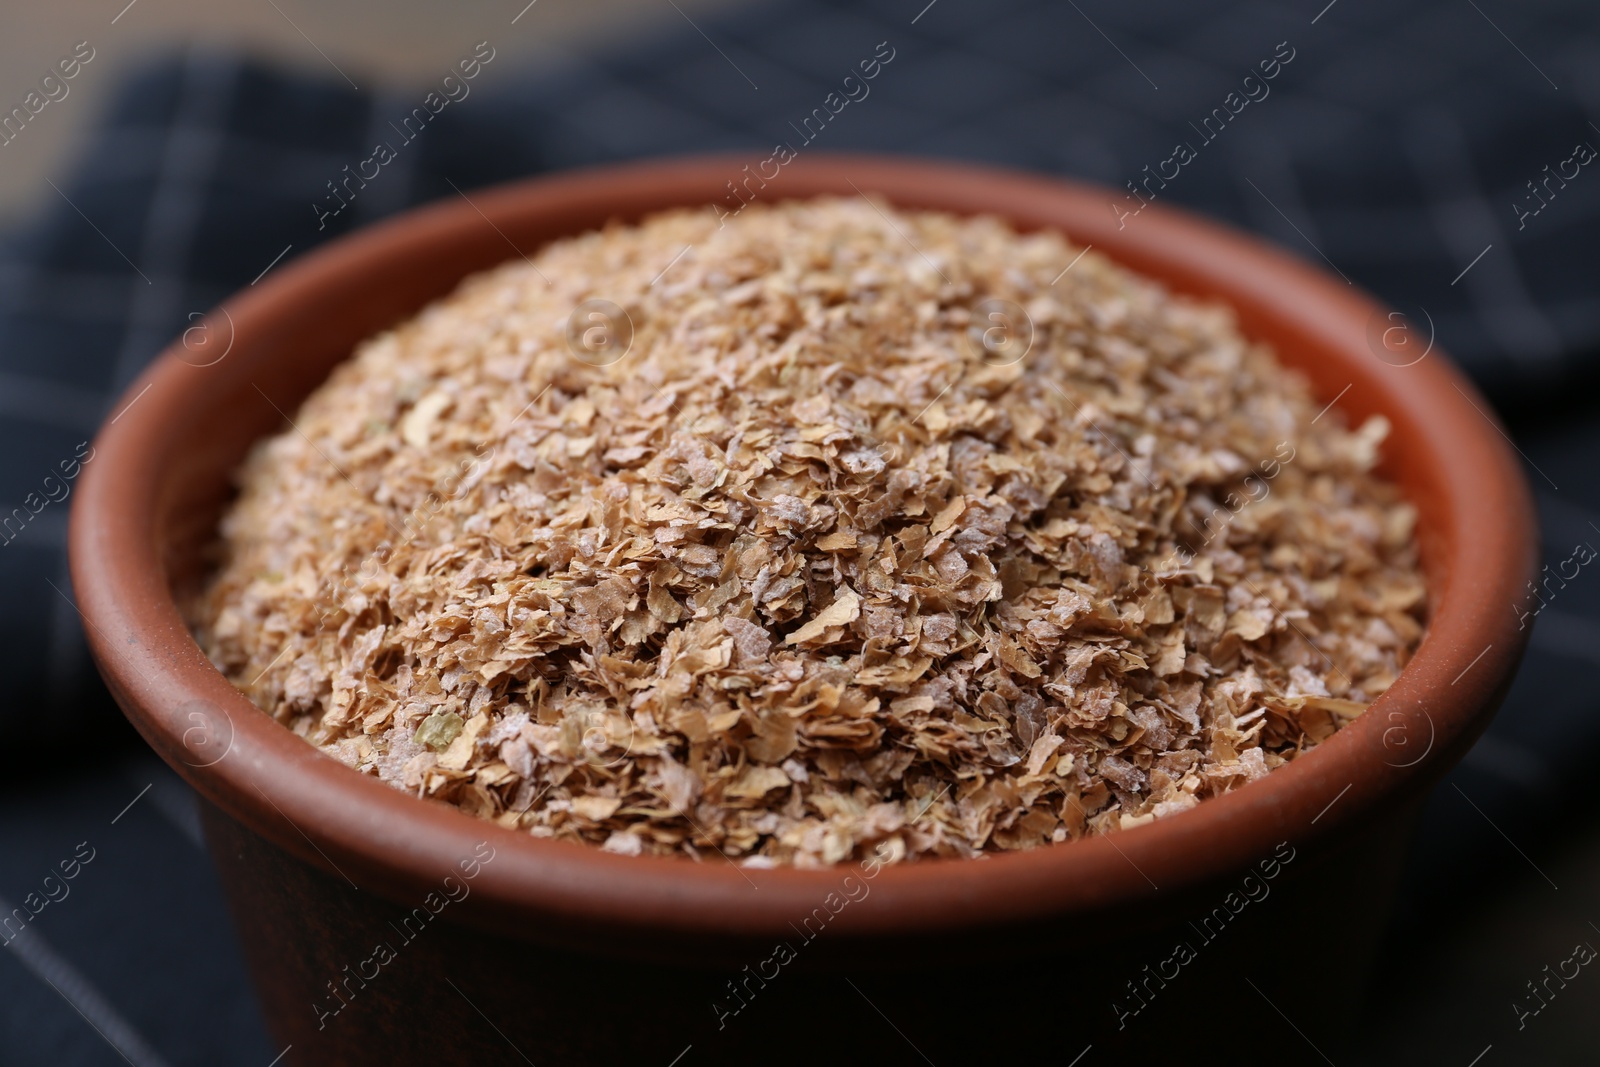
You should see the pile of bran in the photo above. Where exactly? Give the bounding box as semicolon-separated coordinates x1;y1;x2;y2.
192;198;1425;866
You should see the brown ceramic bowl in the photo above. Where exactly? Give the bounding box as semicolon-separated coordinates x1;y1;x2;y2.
71;154;1535;1066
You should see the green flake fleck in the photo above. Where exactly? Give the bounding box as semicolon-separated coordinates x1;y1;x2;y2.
415;711;464;752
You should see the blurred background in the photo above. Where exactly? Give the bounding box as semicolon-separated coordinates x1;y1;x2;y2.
1;0;1598;1063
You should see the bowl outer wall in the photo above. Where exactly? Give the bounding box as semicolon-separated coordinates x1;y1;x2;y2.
68;153;1537;950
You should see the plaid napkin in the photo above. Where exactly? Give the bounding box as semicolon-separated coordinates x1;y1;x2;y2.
2;0;1598;1062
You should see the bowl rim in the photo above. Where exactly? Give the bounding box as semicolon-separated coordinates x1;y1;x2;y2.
69;152;1536;945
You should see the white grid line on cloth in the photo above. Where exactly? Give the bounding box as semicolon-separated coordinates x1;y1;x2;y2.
1292;202;1451;262
1541;292;1600;350
3;510;68;549
74;125;365;202
1568;53;1600;129
124;754;205;849
0;372;107;431
0;267;166;323
47;53;239;721
1402;106;1563;365
44;129;178;191
109;51;241;389
0;269;235;332
0;904;177;1067
542;21;779;144
355;88;420;223
1532;606;1600;669
1231;131;1328;254
0;262;192;287
545;76;753;161
1532;487;1600;542
45;555;87;703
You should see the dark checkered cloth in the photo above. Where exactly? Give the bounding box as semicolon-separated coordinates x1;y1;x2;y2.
3;0;1599;1062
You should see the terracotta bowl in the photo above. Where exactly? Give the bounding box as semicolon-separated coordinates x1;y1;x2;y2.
70;154;1535;1065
